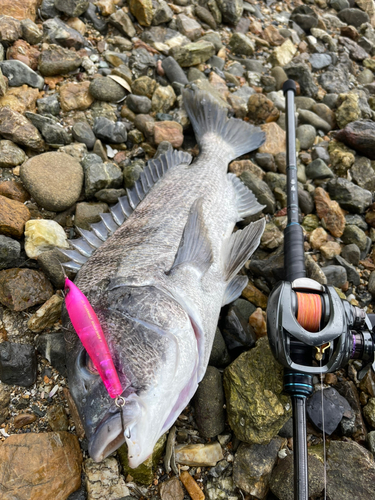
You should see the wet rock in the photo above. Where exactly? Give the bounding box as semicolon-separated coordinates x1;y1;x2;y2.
127;94;152;114
216;0;243;25
24;220;69;259
85;161;123;198
175;442;223;467
93;117;127;144
342;225;368;250
314;187;345;237
307;387;353;434
162;56;188;87
169;41;215;67
258;122;286;155
59;81;94;112
109;8;136;37
21;18;43;44
38;45;82;76
0;236;21;270
0;268;53;311
327;177;372;214
321;265;347;287
0;341;37;386
194;366;225;438
129;0;154;27
89;76;127;103
0;432;82;500
55;0;89;17
270;453;324;500
25;112;71;146
20;152;83;212
233;437;285;498
36;332;67;375
222;304;256;355
240;171;276;214
224;337;291;444
154;121;183;148
248;93;279;124
0;196;30;239
176;13;202;41
334;120;375;161
75;202;109;230
95;188;126;204
0;107;44;151
335;255;360;284
338;7;370;26
159;477;184;500
351;157;375;192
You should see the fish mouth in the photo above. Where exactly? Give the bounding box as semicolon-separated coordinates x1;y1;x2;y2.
88;411;125;462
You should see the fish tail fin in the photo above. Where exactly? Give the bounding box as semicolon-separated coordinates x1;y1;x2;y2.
183;88;266;161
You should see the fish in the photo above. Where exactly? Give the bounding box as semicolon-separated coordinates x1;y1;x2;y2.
61;89;266;468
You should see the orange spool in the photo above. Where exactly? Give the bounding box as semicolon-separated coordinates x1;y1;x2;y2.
296;292;322;332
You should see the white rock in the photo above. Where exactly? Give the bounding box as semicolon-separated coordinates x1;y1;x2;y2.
175;442;224;466
84;457;130;500
24;219;69;259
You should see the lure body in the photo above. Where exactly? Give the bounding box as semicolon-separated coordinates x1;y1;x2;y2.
64;277;122;399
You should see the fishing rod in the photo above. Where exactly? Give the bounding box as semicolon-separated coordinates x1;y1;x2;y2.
267;80;375;500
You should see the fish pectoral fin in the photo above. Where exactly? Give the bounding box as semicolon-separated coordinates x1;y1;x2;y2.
167;198;213;276
223;218;266;281
228;173;266;220
222;275;248;306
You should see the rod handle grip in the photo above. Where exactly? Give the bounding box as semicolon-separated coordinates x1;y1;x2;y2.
284;224;306;282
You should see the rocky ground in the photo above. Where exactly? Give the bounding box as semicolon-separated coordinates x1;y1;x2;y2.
1;0;375;498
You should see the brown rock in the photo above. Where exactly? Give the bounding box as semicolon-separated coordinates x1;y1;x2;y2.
129;0;154;26
180;471;204;500
0;1;40;22
66;17;86;36
0;106;44;150
249;307;267;338
134;114;155;142
248;94;280;124
242;281;268;309
0;68;7;97
0;268;53;311
314;187;346;237
7;39;40;70
38;45;82;77
96;0;116;16
0;84;39;114
209;71;229;99
258;122;286;155
263;25;286;46
229;159;265;178
59;81;94;112
309;227;328;250
0;15;22;42
366;203;375;228
154;121;183;148
159;477;184;500
320;241;342;259
0;196;30;238
0;180;30;203
14;413;37;428
27;294;64;332
44;75;64;89
0;432;82;500
47;404;69;431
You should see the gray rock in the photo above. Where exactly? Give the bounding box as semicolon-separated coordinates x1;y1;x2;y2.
284;63;318;98
25;112;71;146
298;109;331;133
368;271;375;297
37;94;60;116
75;202;109;230
153;1;173;25
290;5;318;32
0;60;44;89
271;66;288;90
321;265;347;287
338;8;370;27
311;144;331;163
229;32;255;56
93;118;128;144
37;248;70;289
83;3;108;34
209;327;231;368
330;0;350;10
306;158;334;179
38;44;82;76
162;56;188;86
310;53;332;70
216;0;243;24
85;162;123;198
254;153;276;172
358;69;374;84
36;332;67;376
176;13;202;41
296;124;316;150
193;366;225;438
108;8;136;38
323;93;339;109
341;244;360;266
81;153;103;172
21;19;43;45
342;225;368;250
43;17;87;50
367;431;375;455
278;418;293;438
243;59;264;73
350;157;375;192
54;0;89;17
335;255;360;285
295;96;316;110
327;178;372;214
40;0;60;19
199;32;223;52
319;68;350;93
95;188;126;204
126;95;152;114
72;122;96;150
233;298;256;321
0;342;37;387
0;140;26;167
222;305;256;355
298;188;314;214
129;48;156;77
208;55;225;71
227;61;245;77
0;236;21;270
89;77;127;103
233;438;285;498
240;171;276;214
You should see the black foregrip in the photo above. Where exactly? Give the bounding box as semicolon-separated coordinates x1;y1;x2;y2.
284;224;306;282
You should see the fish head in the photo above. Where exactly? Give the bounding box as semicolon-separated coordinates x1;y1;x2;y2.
63;283;199;468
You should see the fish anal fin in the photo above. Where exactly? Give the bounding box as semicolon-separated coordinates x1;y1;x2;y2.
223;218;266;281
228;173;266;220
167;198;213;276
222;275;248;307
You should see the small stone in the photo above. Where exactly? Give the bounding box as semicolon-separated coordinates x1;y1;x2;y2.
129;0;154;26
194;366;225;438
175;442;223;467
334;120;375;161
0;235;21;270
216;0;243;25
258;122;286;155
321;265;347;287
0;107;44;151
328;139;355;176
0;140;26;168
27;294;64;333
0;15;21;43
249;307;267;338
0;432;82;499
72;122;96;149
180;471;204;500
59;81;94;112
159;477;184;500
0;196;30;239
335;255;360;285
169;41;215;67
154;121;183;148
342;225;368;250
20;152;83;212
314;187;346;238
307;387;353;434
93;118;128;144
320;241;342;260
85;162;123;198
176;13;202;41
36;332;67;376
75;202;109;230
89;77;127;103
248;94;279;124
269;39;297;66
84;457;130;499
309;227;328;250
341;244;360;266
24;220;69;259
209;327;231;368
54;0;89;17
14;413;37;428
290;5;318;32
47;404;69;431
310;53;332;70
229;33;255;56
306;158;334;179
109;8;135;37
296;124;316;150
37;94;60;115
38;45;82;77
338;8;370;27
95;188;126;204
152;85;176;114
328;177;372;214
7;40;40;70
298;109;331;133
20;19;41;45
126;94;152;114
0;342;37;386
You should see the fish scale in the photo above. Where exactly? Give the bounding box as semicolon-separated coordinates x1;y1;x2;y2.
62;89;267;468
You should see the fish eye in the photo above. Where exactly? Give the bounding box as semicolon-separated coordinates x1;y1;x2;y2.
78;349;99;377
86;355;99;375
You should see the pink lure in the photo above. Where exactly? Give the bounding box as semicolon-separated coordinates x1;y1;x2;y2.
64;277;122;399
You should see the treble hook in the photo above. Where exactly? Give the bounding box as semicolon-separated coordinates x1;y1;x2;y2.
115;395;127;437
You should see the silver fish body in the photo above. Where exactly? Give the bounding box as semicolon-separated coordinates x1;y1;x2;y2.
62;90;266;467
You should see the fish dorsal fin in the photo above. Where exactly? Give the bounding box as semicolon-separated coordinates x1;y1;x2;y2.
223;218;266;281
61;149;193;273
228;173;266;220
222;275;248;306
167;198;213;276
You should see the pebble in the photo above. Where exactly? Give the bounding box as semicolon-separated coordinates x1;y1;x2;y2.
36;332;67;376
126;94;152;114
321;264;348;287
0;341;37;387
89;76;127;103
75;202;109;230
194;366;225;438
314;187;346;237
0;106;44;151
24;220;69;259
0;195;30;239
59;81;94;112
154;121;183;148
93;117;128;143
0;60;44;89
38;45;82;76
159;477;184;500
20;152;83;212
85;161;123;198
175;442;223;466
72;121;96;149
179;471;205;500
296;124;316;150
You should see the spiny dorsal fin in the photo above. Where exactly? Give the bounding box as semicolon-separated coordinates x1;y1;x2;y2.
222;275;248;307
62;148;193;273
167;198;213;276
228;173;266;220
223;218;266;281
